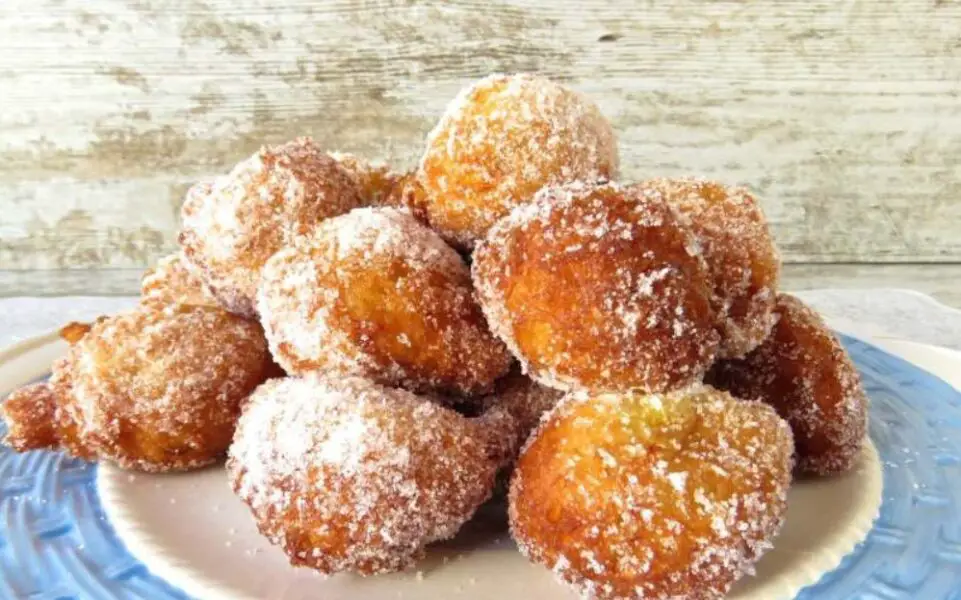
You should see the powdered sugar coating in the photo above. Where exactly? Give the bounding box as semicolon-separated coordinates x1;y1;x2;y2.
140;252;219;308
509;386;794;600
489;371;565;440
643;178;780;359
180;138;362;317
473;401;522;473
48;353;97;461
478;371;565;470
418;73;619;248
48;304;273;472
258;207;511;397
708;293;868;476
227;375;497;575
380;170;431;223
473;180;719;394
1;383;59;451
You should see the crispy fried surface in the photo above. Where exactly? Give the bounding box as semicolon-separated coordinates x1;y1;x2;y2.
140;252;219;308
418;73;618;248
489;371;565;438
477;370;564;471
59;321;94;344
473;181;719;393
49;355;97;461
52;304;272;471
379;170;430;223
643;178;780;359
228;375;497;575
708;294;868;476
510;387;794;600
180;138;362;316
328;151;401;208
259;207;511;397
1;383;58;451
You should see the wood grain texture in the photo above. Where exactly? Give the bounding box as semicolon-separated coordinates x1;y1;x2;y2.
1;1;959;290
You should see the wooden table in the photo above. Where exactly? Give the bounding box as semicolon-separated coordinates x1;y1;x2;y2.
1;1;959;306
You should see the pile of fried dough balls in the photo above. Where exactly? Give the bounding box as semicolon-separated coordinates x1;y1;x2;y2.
2;73;867;600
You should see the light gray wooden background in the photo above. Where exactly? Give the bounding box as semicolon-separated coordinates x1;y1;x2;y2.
2;1;959;305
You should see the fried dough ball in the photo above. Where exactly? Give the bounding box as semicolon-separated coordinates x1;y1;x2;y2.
48;355;97;461
2;325;97;460
228;375;497;575
33;304;273;471
473;401;521;473
140;252;218;308
327;152;400;208
258;207;512;397
490;371;566;438
642;178;780;358
418;73;619;248
1;377;95;461
327;154;430;222
708;294;867;476
1;383;58;452
478;371;564;470
510;387;794;600
473;181;719;393
180;138;362;317
381;171;430;223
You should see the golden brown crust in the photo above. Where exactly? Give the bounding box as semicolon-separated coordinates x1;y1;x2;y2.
140;252;219;308
49;304;273;471
474;401;521;472
418;73;619;248
59;321;95;344
379;170;430;223
642;178;780;359
179;138;362;317
228;375;497;575
327;151;401;208
1;383;59;451
473;180;719;394
258;207;512;397
509;387;794;600
477;370;564;471
49;354;97;461
708;293;868;476
490;371;565;437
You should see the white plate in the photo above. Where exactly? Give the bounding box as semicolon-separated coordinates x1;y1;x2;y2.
97;442;881;600
92;350;907;600
16;332;948;600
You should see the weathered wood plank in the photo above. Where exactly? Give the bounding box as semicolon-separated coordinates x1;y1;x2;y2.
3;264;959;310
0;178;179;269
0;269;144;297
1;0;959;275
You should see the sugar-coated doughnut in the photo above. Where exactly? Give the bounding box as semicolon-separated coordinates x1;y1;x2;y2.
228;375;497;575
708;293;867;476
140;252;218;308
180;138;362;316
641;178;780;358
418;73;618;248
473;180;719;393
510;386;793;600
37;304;273;471
259;207;511;396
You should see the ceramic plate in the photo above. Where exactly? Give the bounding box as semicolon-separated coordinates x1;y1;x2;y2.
1;332;960;599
